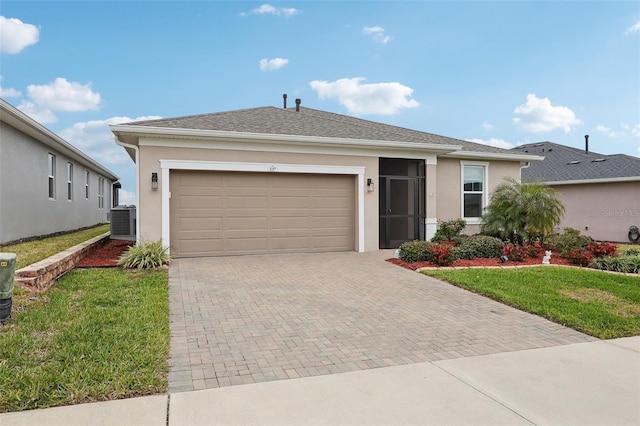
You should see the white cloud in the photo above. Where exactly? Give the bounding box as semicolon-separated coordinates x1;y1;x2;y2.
625;20;640;35
118;189;136;206
310;77;419;115
596;123;640;138
0;76;21;97
17;101;57;123
466;138;514;150
482;121;494;130
244;4;300;17
259;57;289;71
59;115;162;166
27;78;101;111
513;94;582;133
0;16;39;53
16;78;102;123
362;26;391;44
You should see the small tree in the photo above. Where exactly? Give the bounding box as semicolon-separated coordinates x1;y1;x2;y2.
481;178;565;244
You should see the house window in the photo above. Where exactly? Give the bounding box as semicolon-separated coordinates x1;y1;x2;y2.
67;163;74;201
461;162;488;219
98;177;105;209
48;153;56;199
85;170;90;199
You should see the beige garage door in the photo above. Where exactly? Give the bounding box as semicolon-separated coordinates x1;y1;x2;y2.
170;170;355;257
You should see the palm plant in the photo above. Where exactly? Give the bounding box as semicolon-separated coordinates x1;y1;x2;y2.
481;177;565;244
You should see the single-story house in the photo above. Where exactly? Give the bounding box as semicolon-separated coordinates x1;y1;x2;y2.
512;139;640;243
110;100;540;257
0;98;120;245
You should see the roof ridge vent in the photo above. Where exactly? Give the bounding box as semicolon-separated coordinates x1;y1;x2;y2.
591;158;606;163
566;160;581;165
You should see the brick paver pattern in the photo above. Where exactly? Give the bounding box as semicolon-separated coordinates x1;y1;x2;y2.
168;251;596;392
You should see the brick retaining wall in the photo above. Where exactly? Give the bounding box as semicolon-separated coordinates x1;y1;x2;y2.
15;232;110;291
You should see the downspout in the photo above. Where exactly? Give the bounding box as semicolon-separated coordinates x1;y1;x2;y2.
115;137;140;245
519;161;531;180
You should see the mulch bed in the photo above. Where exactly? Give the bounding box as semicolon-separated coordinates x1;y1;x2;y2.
387;251;575;271
77;239;133;268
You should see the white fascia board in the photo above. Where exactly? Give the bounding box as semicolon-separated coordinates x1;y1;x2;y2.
141;136;446;160
2;100;119;180
111;124;462;154
441;151;545;162
544;176;640;185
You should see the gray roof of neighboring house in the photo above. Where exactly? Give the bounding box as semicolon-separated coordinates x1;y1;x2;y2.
512;141;640;182
122;105;514;155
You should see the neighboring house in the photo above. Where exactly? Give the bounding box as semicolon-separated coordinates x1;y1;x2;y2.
0;98;120;245
110;101;540;257
512;140;640;243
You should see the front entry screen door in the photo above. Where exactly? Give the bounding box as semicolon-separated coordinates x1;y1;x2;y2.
379;176;425;248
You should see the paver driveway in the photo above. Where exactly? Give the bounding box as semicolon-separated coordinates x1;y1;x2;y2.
168;251;595;392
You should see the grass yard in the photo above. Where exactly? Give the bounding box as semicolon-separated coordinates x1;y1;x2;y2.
423;266;640;339
0;224;110;269
0;268;169;413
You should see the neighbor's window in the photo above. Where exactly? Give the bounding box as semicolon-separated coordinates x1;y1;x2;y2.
461;162;487;218
85;170;90;199
98;177;105;209
48;153;56;199
67;163;74;201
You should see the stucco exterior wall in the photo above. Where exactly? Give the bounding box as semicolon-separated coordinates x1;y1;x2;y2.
553;181;640;243
0;122;114;244
137;143;379;251
435;158;521;235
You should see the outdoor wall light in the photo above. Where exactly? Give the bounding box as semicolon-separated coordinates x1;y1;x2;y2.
366;178;375;192
151;172;158;190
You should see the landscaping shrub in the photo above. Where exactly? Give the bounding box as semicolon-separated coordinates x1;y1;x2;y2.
623;247;640;256
503;244;527;261
398;240;432;262
546;227;593;257
430;244;455;266
118;241;170;270
525;242;544;258
431;218;467;243
587;241;618;258
456;235;505;259
590;255;640;274
568;248;593;266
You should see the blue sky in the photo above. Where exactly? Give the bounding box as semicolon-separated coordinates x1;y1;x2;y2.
1;1;639;204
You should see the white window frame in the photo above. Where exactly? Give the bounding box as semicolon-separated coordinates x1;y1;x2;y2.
48;153;56;199
85;170;90;199
460;161;489;224
98;177;105;209
67;162;74;201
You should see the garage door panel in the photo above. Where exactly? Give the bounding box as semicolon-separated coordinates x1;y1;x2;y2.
171;171;355;257
179;217;222;231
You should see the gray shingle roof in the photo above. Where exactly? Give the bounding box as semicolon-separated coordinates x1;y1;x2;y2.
512;141;640;182
123;106;513;154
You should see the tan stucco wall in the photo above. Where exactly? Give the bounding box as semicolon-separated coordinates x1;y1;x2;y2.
435;158;521;235
553;181;640;242
138;144;379;251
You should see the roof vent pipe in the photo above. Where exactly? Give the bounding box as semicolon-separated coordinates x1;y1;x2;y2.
585;134;589;153
295;98;301;112
283;94;287;109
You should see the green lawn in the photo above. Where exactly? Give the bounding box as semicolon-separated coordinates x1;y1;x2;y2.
0;268;169;413
0;224;110;269
423;266;640;339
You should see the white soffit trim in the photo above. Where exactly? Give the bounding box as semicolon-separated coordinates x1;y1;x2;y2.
544;176;640;185
159;160;365;175
113;124;461;153
159;160;366;254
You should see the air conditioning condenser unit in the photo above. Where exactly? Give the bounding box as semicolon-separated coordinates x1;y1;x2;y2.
110;206;136;241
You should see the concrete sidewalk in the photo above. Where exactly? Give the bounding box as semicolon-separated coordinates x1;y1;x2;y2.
2;337;639;425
